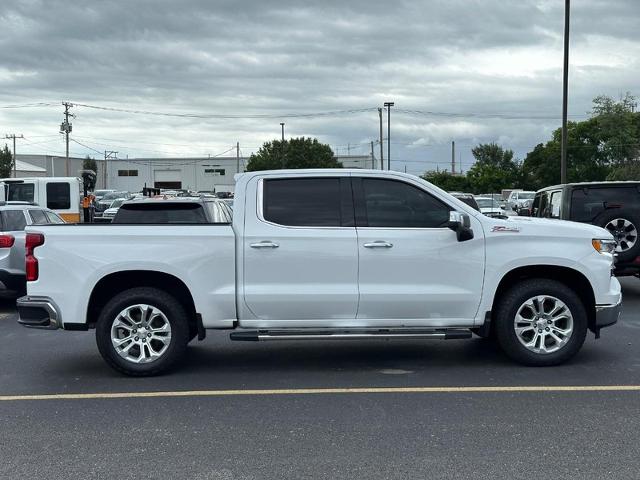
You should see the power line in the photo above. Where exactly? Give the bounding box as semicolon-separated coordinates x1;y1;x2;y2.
71;102;378;119
0;102;57;109
395;108;588;120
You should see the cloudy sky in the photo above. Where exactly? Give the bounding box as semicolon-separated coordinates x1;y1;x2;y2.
1;0;639;175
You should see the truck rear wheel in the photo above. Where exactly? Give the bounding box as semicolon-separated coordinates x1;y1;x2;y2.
96;287;190;376
494;279;587;366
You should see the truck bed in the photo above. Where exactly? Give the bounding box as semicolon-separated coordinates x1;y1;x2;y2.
24;224;237;329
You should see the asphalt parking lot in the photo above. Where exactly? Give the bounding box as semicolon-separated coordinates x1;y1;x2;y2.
1;279;639;480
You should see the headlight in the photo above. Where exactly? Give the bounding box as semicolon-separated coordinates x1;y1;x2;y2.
592;239;617;254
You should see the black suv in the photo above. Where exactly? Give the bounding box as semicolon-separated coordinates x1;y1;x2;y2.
532;182;640;275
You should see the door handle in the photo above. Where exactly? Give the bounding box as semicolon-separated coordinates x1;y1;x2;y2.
250;241;279;249
363;241;393;248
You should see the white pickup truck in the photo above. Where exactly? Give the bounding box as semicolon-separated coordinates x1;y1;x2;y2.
17;169;621;376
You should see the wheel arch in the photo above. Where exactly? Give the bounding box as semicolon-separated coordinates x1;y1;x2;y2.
490;265;596;333
86;270;199;337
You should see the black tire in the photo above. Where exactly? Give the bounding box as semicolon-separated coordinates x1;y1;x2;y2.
494;279;587;366
96;287;190;376
594;209;640;263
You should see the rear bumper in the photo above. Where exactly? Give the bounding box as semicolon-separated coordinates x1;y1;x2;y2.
17;296;61;330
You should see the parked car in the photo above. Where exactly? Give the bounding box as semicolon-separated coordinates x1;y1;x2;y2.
532;181;640;275
93;189;116;202
17;169;620;376
504;190;536;214
99;198;128;222
474;196;506;218
0;202;64;293
112;197;232;224
94;191;130;218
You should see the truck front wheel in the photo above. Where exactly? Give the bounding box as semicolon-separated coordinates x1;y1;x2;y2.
494;279;587;366
96;287;190;376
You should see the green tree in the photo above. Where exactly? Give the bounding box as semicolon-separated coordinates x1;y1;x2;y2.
82;155;98;174
422;170;470;192
522;94;639;188
465;143;520;193
246;137;342;171
0;144;13;178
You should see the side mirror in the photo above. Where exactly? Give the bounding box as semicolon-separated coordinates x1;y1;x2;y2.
448;211;474;242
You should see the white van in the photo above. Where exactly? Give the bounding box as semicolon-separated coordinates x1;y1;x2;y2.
0;177;82;223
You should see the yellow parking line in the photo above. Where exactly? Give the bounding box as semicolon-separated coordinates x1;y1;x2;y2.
1;385;640;401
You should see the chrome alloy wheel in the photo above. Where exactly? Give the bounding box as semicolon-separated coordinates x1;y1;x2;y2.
513;295;573;354
605;218;637;252
110;304;172;364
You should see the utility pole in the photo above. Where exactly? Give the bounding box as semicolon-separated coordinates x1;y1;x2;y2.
451;140;456;174
560;0;570;184
5;134;23;177
236;142;240;174
378;108;384;169
370;141;375;169
60;102;73;176
104;151;117;189
384;102;394;170
280;123;285;169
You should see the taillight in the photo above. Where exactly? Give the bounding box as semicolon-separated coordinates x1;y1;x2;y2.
0;234;15;248
25;233;45;282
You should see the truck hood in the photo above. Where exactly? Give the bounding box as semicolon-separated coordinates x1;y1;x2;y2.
486;216;613;240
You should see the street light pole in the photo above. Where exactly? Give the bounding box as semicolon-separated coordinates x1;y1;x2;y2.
383;102;394;170
561;0;570;184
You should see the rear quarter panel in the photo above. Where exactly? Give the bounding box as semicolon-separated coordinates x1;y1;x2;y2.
25;224;236;328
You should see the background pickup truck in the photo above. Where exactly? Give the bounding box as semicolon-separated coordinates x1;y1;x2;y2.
17;169;622;376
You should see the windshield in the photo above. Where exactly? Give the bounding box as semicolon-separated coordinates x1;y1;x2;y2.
110;199;125;209
519;192;536;200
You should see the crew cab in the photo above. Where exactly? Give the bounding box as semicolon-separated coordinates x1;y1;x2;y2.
17;170;621;376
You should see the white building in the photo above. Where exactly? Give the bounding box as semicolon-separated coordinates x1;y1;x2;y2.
14;159;47;177
16;153;379;193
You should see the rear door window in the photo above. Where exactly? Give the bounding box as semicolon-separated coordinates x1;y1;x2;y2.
1;210;27;231
45;211;65;224
46;182;71;210
29;209;48;224
549;191;562;219
570;187;639;222
263;178;344;227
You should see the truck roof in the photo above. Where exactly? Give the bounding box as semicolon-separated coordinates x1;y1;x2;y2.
537;181;640;193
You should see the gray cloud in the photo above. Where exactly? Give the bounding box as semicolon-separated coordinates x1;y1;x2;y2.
1;0;639;174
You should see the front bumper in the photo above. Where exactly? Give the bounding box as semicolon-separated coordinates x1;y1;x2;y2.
595;298;622;329
17;296;61;330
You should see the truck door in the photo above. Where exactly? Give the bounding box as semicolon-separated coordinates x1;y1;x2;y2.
352;176;485;325
242;175;359;324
